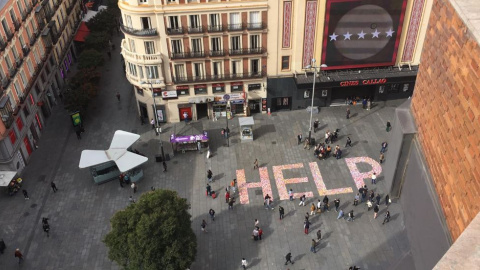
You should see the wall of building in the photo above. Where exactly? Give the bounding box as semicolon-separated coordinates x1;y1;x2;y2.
411;0;480;241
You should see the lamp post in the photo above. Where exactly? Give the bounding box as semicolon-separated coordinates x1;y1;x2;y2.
141;80;165;162
304;59;327;145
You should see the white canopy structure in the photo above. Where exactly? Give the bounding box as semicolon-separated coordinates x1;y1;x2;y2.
0;171;17;187
79;130;148;173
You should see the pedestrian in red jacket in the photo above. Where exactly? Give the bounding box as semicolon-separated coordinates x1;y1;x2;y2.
225;191;230;203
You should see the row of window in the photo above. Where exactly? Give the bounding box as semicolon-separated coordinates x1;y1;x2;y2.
123;11;262;31
173;59;261;79
0;0;32;40
127;63;160;79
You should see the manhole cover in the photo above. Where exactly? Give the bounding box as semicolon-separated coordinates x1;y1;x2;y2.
255;190;263;195
271;141;277;145
131;129;137;133
172;161;178;164
23;212;29;217
38;175;46;182
30;204;37;208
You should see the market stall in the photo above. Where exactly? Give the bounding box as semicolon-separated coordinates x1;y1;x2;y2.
239;117;254;141
170;131;209;153
0;171;21;195
79;130;148;185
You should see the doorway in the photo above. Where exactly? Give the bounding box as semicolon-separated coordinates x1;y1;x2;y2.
196;103;208;119
138;102;148;122
331;85;376;103
179;107;192;120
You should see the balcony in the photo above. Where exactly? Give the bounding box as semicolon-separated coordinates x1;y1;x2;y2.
38;20;45;31
170;51;206;60
229;47;266;56
0;37;6;50
22;46;30;56
16;58;23;68
21;10;27;21
26;4;33;14
187;26;205;34
166;27;185;35
9;67;18;77
14;20;21;31
210;49;226;57
227;23;245;31
207;24;225;33
1;77;10;89
247;22;267;30
173;70;265;84
120;24;158;36
121;41;162;65
6;30;13;42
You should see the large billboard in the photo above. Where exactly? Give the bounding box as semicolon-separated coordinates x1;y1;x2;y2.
321;0;408;70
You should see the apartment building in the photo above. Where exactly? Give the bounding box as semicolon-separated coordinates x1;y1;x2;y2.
119;0;268;123
0;0;82;172
267;0;433;110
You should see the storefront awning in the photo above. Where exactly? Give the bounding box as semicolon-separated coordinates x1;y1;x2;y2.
74;22;90;42
0;171;18;187
188;96;214;104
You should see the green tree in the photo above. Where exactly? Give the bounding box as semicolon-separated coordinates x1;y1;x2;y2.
63;86;89;112
78;49;104;70
104;190;197;270
84;32;109;51
86;9;117;33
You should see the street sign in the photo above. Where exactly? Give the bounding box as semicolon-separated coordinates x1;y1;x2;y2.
223;94;230;101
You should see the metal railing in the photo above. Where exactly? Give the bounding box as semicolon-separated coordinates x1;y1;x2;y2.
227;23;245;31
0;37;6;50
21;10;27;21
170;51;206;59
22;46;30;56
207;24;225;33
166;27;185;35
9;67;18;77
229;47;265;56
173;70;265;84
247;22;266;30
120;24;158;36
13;20;20;31
1;77;10;89
187;26;205;34
210;49;226;57
6;30;13;42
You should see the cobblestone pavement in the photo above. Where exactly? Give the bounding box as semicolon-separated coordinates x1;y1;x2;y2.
0;34;412;270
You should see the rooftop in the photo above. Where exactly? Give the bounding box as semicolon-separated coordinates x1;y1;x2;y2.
450;0;480;44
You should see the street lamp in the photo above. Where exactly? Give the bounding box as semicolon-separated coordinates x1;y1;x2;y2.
304;59;327;145
141;80;166;162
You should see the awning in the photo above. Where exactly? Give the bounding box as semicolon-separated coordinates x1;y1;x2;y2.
74;22;90;42
0;171;18;187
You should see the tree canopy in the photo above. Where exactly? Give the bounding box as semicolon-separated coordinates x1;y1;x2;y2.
104;190;197;270
77;49;105;70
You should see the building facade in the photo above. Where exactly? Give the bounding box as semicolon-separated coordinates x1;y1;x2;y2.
0;0;82;172
119;0;268;123
266;0;433;111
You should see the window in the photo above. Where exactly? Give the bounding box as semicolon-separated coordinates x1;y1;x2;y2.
209;13;220;29
232;60;241;75
231;36;240;51
191;38;202;53
251;59;260;74
212;61;222;77
189;15;200;29
211;37;221;54
193;63;203;78
169;16;179;29
129;38;136;52
141;17;151;29
20;71;27;85
124;15;132;27
19;35;25;48
2;19;10;35
250;34;260;49
249;11;261;28
27;59;34;74
229;13;240;29
17;1;24;13
12;46;19;60
139;0;147;3
281;56;290;70
10;9;17;24
144;41;155;54
138;65;144;79
128;62;137;76
171;40;182;53
145;66;159;79
5;55;12;69
174;64;185;79
14;81;22;99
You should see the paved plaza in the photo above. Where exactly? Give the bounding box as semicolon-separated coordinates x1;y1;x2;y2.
0;35;414;270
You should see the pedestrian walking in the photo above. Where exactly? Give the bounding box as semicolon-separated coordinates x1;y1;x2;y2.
347;210;355;222
374;204;380;219
279;206;285;220
297;134;302;145
316;229;322;241
231;184;236;195
313;119;319;133
22;189;29;200
310;203;316;216
289;189;294;201
379;153;385;164
129;196;135;204
346;107;351;119
376;194;381;205
382;211;391;224
305;212;310;221
303;138;310;150
116;92;121;102
241;258;248;269
253;159;259;170
366;200;373;211
183;111;189;123
360;187;367;203
258;227;263;240
119;174;124;188
51;182;58;192
285;252;294;265
334;198;340;212
201;219;208;232
0;238;5;254
206;183;211;196
310;239;317;253
131;182;137;193
264;196;274;210
299;194;306;206
150;118;155;130
317;199;322;213
304;219;310;234
345;137;352;147
386;121;391;132
209;209;215;221
252;228;259;241
207;169;213;182
369;190;375;202
367;99;371;110
354;193;360;206
325;131;330;144
254;219;259;227
337;209;344;219
380;141;388;153
225;191;230;203
75;128;82;140
163;161;167;172
228;197;235;209
14;248;23;264
371;172;377;184
322;196;330;212
386;194;390;206
362;97;367;109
